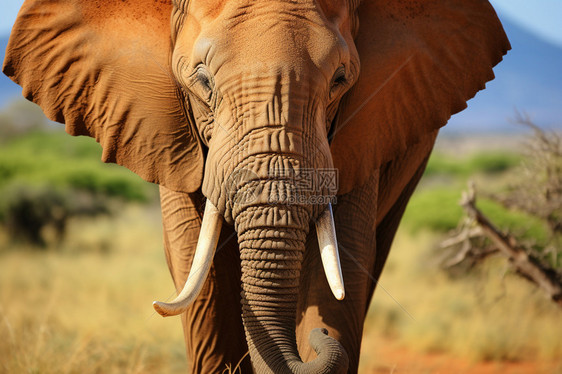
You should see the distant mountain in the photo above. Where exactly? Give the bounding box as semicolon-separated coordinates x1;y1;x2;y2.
0;35;22;107
1;13;561;132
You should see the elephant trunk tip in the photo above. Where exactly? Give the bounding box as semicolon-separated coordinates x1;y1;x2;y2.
294;328;348;374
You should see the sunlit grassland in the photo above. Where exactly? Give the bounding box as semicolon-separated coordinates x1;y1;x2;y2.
359;231;562;372
1;128;560;373
0;205;187;373
359;146;562;372
405;151;553;247
2;207;559;373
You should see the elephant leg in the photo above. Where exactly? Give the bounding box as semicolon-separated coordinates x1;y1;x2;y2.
366;154;433;307
159;186;251;373
366;133;437;304
296;134;437;372
296;170;380;372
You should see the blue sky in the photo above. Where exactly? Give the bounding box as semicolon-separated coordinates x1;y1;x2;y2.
1;0;562;47
490;0;562;46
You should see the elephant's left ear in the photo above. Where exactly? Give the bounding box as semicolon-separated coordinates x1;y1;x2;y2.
3;0;203;193
331;0;510;194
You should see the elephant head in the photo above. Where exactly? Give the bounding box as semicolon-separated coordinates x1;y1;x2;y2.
3;0;509;372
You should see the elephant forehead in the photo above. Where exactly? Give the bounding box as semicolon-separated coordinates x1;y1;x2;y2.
186;1;345;71
186;0;342;21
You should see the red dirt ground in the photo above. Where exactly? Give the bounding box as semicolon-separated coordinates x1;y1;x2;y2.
361;338;562;374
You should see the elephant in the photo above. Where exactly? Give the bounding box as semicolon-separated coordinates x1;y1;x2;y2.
3;0;510;372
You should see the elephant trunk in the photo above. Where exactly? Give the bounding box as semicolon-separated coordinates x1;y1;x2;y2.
233;180;348;373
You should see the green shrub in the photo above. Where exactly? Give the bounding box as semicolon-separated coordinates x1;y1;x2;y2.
0;130;157;246
477;199;550;244
424;152;522;178
403;187;550;245
467;152;522;174
402;188;464;233
0;183;110;246
0;131;155;202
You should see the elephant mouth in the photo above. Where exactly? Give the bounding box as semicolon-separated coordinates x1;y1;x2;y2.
152;199;344;317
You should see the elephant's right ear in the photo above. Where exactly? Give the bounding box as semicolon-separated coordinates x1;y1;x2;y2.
3;0;203;193
331;0;510;194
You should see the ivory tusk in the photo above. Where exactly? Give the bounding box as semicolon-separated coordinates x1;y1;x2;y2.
153;199;223;317
315;203;345;300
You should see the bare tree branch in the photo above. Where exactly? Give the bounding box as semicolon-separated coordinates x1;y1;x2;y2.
460;183;562;308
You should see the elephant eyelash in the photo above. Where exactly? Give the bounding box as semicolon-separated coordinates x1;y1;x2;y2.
195;68;214;96
332;67;347;86
329;66;347;99
184;65;216;105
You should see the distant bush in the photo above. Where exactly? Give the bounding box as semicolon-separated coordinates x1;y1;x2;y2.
424;152;521;178
468;152;523;174
0;128;157;246
0;183;110;246
402;188;464;233
403;187;550;244
0;131;155;202
438;119;562;308
404;146;541;238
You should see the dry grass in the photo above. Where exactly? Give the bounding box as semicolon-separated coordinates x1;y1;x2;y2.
0;205;187;374
1;205;560;373
360;230;562;373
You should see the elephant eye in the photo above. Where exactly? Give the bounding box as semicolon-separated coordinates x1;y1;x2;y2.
197;68;213;92
329;66;347;99
191;65;215;103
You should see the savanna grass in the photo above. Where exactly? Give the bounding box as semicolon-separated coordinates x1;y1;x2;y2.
0;205;187;374
361;231;562;367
